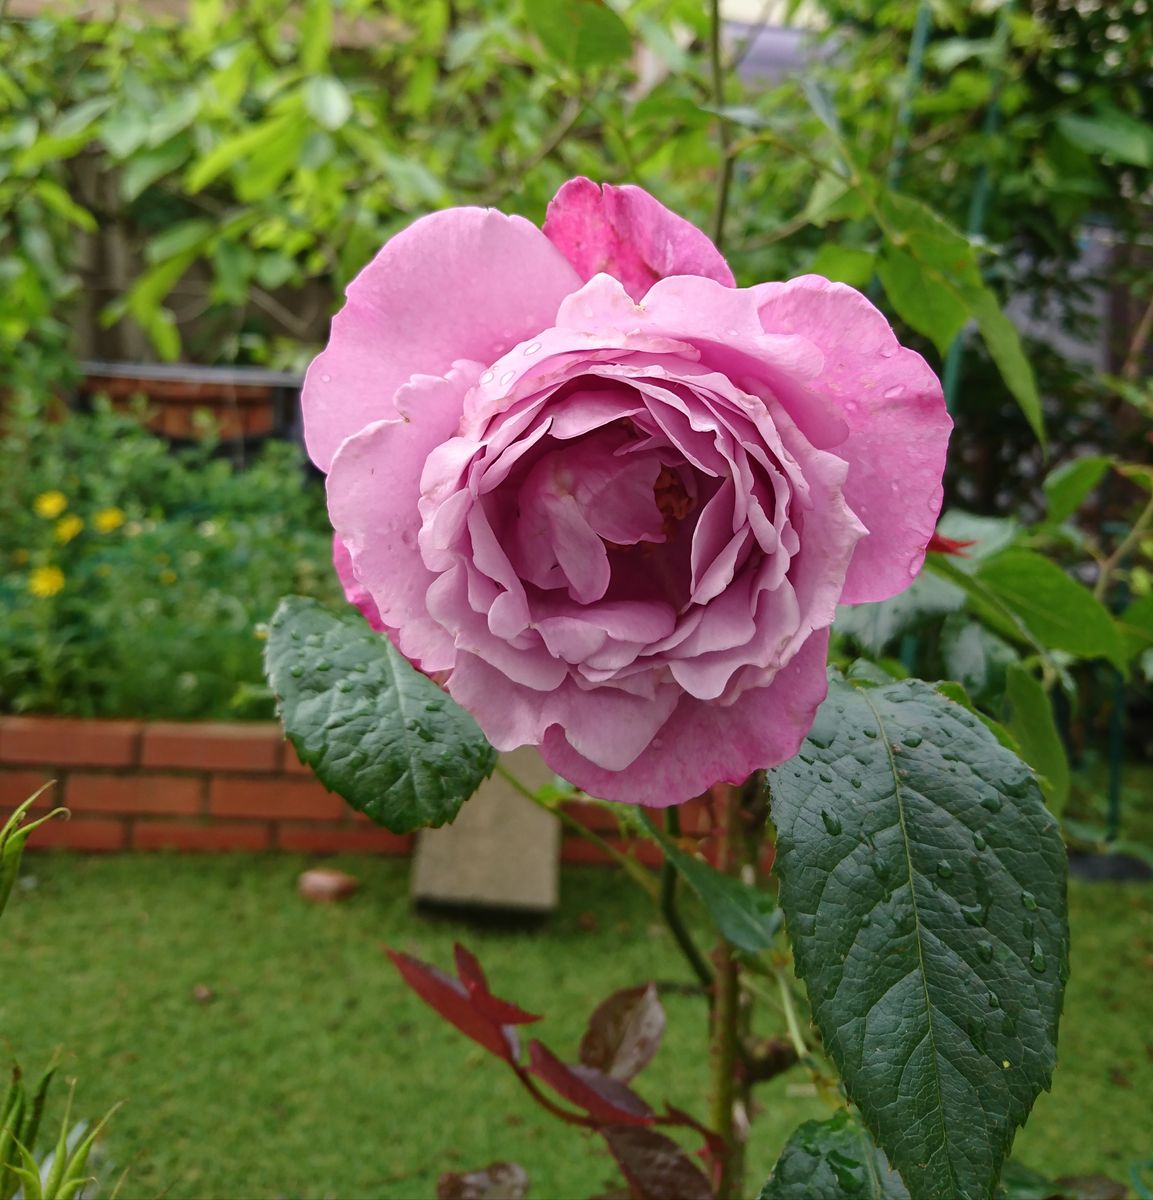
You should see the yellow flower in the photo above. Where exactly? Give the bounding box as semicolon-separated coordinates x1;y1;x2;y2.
34;491;68;519
28;565;65;598
93;507;125;533
159;568;178;585
54;514;84;544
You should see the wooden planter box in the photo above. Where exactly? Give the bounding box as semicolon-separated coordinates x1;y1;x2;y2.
0;716;713;863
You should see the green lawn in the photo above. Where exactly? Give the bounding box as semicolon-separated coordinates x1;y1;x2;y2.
1;855;1150;1199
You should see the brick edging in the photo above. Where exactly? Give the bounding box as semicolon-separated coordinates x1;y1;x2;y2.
0;716;713;863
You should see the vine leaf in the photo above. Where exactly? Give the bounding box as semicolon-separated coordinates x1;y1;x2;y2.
265;596;496;834
767;677;1068;1200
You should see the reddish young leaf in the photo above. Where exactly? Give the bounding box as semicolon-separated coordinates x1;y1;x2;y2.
386;948;518;1063
453;944;542;1026
661;1105;726;1164
528;1040;653;1126
601;1125;715;1200
927;530;976;557
436;1161;529;1199
579;984;665;1082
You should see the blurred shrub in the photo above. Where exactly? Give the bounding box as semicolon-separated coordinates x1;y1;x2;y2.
0;400;339;719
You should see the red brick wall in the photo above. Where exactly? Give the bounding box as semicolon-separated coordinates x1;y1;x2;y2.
0;717;715;864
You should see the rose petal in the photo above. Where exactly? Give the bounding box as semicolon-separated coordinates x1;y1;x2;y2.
752;275;951;603
303;207;581;471
540;630;832;805
331;533;384;631
326;371;476;671
543;177;735;302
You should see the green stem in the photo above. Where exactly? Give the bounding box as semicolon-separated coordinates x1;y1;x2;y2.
708;0;734;252
660;808;714;992
708;784;746;1200
775;968;810;1063
494;763;659;899
1094;492;1153;602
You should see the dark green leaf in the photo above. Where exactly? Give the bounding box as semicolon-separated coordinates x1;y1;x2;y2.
768;678;1068;1200
758;1111;909;1199
876;245;969;356
941;615;1018;703
1118;595;1153;664
265;596;497;834
1002;666;1069;814
978;549;1123;666
966;290;1044;448
524;0;633;70
641;814;780;953
836;572;964;655
1043;456;1111;524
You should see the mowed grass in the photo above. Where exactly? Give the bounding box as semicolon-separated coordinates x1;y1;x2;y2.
0;854;1150;1199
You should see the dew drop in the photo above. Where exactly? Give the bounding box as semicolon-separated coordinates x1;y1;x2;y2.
500;370;516;386
980;795;1003;813
316;660;332;672
289;665;304;678
338;681;353;693
851;778;862;790
936;860;954;879
821;809;842;836
977;940;994;963
1021;890;1038;911
1023;917;1035;939
987;991;1000;1009
479;369;495;385
1030;942;1047;973
863;728;878;740
523;340;542;356
883;384;905;399
903;732;923;748
973;832;987;851
290;630;301;642
819;771;833;784
880;345;897;359
424;700;444;713
321;373;331;383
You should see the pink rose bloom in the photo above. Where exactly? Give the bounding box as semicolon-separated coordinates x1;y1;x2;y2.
305;177;950;806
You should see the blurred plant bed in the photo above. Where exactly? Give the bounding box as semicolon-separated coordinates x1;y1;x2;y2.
0;397;339;721
77;360;303;443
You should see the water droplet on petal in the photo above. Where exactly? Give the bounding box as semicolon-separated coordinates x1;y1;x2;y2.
479;369;495;385
321;373;331;383
820;809;842;836
883;384;905;399
523;341;542;356
880;344;898;359
500;370;516;386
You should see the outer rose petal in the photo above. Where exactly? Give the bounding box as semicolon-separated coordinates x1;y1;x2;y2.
539;631;832;806
303;207;581;471
543;177;735;303
332;533;384;630
326;370;477;672
752;276;952;604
